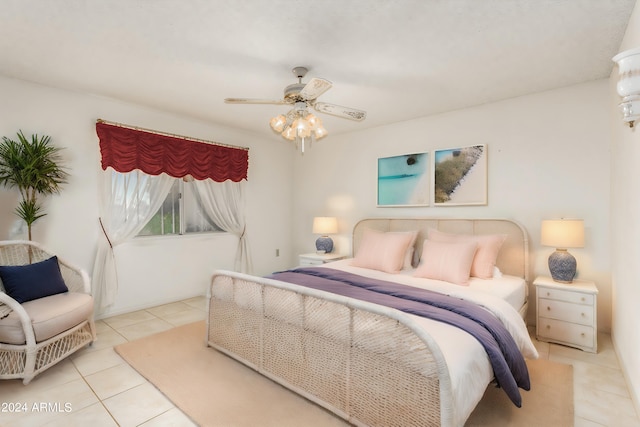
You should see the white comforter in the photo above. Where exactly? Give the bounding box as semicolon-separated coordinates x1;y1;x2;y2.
316;259;539;426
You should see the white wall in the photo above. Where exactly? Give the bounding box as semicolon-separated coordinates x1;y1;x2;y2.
293;80;612;330
611;0;640;413
0;75;295;318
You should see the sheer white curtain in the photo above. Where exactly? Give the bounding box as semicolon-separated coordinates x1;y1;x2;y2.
193;179;253;273
92;169;175;311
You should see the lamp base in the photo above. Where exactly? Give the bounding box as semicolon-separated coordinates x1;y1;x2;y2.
315;236;334;253
548;249;576;283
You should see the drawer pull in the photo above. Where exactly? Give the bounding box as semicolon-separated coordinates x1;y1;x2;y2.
581;333;585;337
546;306;551;311
581;297;585;302
581;313;585;317
546;325;551;330
546;292;551;297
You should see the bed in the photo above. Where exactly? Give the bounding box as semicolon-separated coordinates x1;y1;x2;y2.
207;218;538;427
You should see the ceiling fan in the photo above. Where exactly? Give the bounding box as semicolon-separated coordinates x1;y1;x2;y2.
224;67;366;152
225;66;367;122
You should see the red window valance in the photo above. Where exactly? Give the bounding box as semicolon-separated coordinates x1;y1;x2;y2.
96;121;248;182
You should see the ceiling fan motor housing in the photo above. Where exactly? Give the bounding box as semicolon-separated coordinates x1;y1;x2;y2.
284;83;307;102
284;66;310;101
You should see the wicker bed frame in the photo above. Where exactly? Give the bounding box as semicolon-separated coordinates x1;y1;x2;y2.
207;218;530;427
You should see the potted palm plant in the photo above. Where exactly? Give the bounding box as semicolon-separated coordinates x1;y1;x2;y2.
0;131;69;241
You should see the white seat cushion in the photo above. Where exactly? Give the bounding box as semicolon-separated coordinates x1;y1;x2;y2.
0;292;93;345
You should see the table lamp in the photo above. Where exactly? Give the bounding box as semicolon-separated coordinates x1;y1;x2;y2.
541;219;585;283
312;217;338;253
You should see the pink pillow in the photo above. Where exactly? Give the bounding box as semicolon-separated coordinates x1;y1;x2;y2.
427;229;506;279
390;230;419;269
352;228;415;274
414;239;478;285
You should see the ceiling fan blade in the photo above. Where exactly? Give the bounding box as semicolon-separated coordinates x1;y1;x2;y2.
299;78;332;101
314;102;367;121
224;98;289;105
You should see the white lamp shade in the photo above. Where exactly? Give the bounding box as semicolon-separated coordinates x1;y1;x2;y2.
541;219;585;249
312;217;338;235
613;47;640;98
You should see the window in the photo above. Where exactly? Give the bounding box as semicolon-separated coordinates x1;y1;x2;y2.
138;179;223;236
112;171;222;237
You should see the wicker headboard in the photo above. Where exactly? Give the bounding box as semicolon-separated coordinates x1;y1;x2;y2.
353;218;530;282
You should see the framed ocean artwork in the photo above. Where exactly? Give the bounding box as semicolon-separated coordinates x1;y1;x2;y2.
433;144;487;206
377;152;429;207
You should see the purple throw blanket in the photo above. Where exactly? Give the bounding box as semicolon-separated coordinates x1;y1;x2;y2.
269;267;530;407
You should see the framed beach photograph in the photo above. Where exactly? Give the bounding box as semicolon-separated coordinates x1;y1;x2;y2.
377;152;429;207
433;144;487;206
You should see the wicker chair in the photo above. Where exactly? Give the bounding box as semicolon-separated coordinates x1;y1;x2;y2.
0;241;96;384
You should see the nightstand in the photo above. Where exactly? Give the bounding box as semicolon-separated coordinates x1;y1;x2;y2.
298;253;346;266
534;276;598;353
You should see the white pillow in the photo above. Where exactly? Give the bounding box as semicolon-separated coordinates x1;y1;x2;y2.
352;228;416;274
414;239;478;285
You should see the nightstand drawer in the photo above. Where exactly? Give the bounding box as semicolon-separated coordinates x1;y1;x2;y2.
538;298;594;326
537;287;594;305
538;317;594;348
299;258;324;266
298;253;346;266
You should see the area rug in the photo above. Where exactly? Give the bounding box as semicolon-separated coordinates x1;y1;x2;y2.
115;321;573;427
466;357;573;426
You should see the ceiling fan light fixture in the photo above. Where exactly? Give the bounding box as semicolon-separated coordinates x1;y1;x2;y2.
272;108;328;151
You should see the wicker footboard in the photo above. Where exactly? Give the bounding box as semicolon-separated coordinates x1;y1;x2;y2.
207;271;455;427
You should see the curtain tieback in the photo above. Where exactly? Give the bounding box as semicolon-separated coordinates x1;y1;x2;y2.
98;217;114;249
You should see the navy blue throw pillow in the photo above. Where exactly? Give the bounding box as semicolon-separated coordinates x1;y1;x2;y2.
0;256;69;303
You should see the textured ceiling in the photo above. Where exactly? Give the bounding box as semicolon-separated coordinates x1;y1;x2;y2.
0;0;635;137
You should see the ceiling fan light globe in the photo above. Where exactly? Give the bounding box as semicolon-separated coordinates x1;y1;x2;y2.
297;128;312;138
315;126;328;139
305;113;321;130
300;129;312;138
270;115;287;132
282;126;296;140
293;118;311;138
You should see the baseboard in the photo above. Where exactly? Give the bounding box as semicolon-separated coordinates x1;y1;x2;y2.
611;333;640;419
94;293;206;320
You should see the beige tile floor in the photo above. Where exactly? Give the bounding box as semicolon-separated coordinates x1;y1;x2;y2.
531;327;640;427
0;297;638;426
